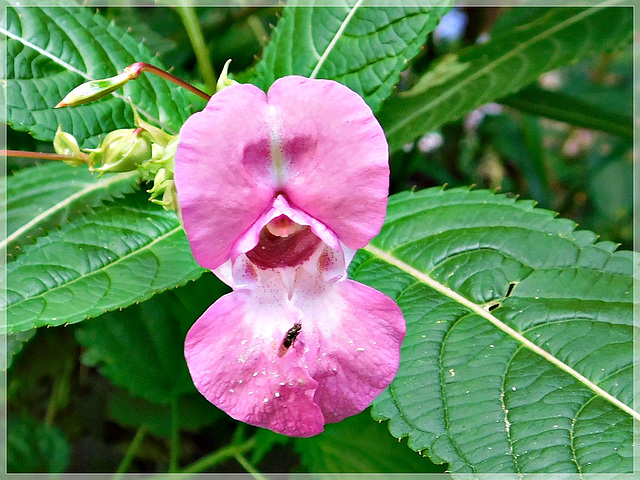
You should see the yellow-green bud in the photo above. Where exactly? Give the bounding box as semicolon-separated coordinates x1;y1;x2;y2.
216;59;238;92
93;128;153;174
53;126;87;166
150;178;178;212
55;71;134;108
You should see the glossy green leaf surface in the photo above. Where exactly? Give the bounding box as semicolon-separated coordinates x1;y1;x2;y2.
253;0;451;111
348;187;636;475
2;192;204;334
1;163;139;259
2;4;192;148
379;4;632;151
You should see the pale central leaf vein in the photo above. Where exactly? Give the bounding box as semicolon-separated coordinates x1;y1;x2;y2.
364;244;640;422
4;224;186;326
0;171;140;254
309;0;365;79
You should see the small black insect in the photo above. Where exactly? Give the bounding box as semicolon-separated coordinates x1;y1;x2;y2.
278;322;302;357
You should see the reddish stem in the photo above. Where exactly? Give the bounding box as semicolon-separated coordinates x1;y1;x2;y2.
2;149;87;162
126;62;211;101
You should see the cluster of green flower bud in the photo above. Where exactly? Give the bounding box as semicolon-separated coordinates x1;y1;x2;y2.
53;108;180;213
86;128;153;174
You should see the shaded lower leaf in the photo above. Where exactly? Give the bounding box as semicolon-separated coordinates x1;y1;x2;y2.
7;417;71;473
349;187;636;475
3;329;37;370
294;408;446;474
2;192;204;334
108;389;223;438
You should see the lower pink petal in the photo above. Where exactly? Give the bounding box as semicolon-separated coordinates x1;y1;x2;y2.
184;289;325;437
298;279;406;423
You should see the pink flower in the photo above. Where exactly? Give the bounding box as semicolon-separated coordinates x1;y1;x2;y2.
174;76;405;437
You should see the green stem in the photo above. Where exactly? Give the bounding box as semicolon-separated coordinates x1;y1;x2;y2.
180;436;257;474
114;424;148;478
235;453;269;480
44;356;73;425
169;398;180;473
177;4;217;93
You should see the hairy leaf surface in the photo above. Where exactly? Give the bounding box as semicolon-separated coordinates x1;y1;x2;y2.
1;163;139;259
2;4;192;148
379;4;632;151
349;188;636;475
254;0;451;111
2;192;204;334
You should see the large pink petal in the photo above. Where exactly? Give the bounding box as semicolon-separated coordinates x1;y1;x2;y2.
268;76;390;249
184;287;325;437
174;85;276;269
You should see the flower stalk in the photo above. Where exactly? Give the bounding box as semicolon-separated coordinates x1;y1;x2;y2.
2;149;90;163
55;62;210;108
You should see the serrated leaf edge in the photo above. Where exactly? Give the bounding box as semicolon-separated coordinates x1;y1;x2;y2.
3;223;190;332
363;243;640;423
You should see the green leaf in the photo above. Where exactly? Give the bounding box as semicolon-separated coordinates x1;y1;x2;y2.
74;273;227;403
253;0;451;111
499;84;633;139
7;416;71;473
379;4;633;152
295;408;446;473
2;192;204;334
1;163;140;259
3;4;192;148
349;187;636;475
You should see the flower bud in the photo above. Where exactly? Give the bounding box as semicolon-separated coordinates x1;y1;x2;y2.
149;176;178;212
93;128;153;174
55;71;134;108
53;126;87;166
216;59;238;92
